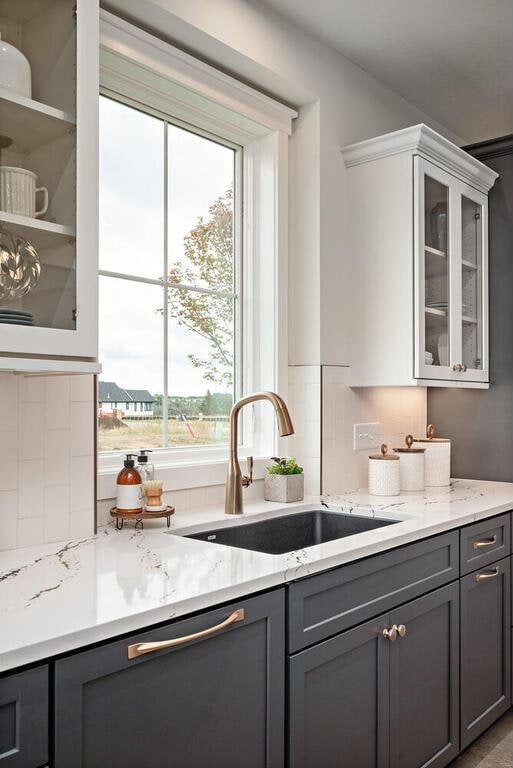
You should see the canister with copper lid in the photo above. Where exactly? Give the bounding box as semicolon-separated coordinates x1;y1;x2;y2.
368;443;400;496
413;424;451;487
394;434;425;492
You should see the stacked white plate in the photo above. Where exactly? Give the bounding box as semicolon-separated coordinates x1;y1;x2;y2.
0;308;34;325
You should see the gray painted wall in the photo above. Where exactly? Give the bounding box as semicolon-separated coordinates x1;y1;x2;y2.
428;137;513;481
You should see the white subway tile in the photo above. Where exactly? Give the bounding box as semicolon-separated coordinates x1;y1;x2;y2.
18;460;44;518
45;376;71;430
0;374;18;431
70;509;94;539
70;402;94;456
45;430;71;487
19;402;45;460
44;486;70;542
20;376;45;402
71;375;94;402
70;455;94;512
18;516;44;548
0;458;17;491
0;491;18;550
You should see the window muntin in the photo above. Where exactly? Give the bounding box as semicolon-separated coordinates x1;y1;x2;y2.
98;95;240;455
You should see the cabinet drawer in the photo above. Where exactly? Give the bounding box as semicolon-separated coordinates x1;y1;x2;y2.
0;665;48;768
288;531;459;652
55;590;285;768
460;514;511;575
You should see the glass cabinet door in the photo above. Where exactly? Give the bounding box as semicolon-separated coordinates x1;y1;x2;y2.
460;194;485;373
423;172;451;373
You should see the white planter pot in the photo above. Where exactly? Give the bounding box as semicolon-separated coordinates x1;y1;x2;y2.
264;473;304;503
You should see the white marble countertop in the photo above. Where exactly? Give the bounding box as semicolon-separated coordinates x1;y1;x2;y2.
1;478;513;672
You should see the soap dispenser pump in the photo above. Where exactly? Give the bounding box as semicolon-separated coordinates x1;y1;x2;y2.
136;449;154;483
116;454;143;514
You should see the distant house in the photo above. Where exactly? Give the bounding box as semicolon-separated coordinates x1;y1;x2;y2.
98;381;155;418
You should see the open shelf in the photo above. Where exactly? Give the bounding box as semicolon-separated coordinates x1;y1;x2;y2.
462;259;478;271
0;356;101;375
0;211;75;249
0;88;75;152
462;315;478;325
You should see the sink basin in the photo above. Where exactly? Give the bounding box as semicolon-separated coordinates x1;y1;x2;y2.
181;510;398;555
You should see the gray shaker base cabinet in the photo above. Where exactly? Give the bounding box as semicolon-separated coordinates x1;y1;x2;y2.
288;582;459;768
54;589;285;768
460;556;511;749
0;665;48;768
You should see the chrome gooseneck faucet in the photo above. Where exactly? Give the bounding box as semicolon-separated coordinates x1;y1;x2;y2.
225;391;294;515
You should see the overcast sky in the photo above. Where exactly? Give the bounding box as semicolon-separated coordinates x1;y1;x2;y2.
99;96;234;397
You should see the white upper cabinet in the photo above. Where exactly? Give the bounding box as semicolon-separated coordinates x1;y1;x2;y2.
342;124;498;389
0;0;99;372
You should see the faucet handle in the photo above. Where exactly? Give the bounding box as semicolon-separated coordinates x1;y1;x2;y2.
242;455;254;488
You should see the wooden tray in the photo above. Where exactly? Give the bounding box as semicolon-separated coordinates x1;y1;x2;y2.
110;505;175;530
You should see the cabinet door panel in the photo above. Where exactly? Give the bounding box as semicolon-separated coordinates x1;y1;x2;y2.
0;665;48;768
288;614;389;768
55;590;284;768
460;557;511;749
389;583;459;768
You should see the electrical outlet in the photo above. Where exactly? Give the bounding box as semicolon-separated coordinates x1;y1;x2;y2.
353;422;380;451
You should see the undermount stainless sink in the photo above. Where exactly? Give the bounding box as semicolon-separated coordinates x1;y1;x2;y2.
180;510;398;555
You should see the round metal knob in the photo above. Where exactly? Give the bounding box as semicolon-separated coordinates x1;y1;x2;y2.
397;624;407;638
383;626;398;642
461;363;467;372
452;363;462;372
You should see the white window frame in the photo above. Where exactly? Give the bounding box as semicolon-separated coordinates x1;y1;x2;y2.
97;10;296;496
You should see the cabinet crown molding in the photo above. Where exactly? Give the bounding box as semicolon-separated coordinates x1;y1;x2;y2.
342;123;499;194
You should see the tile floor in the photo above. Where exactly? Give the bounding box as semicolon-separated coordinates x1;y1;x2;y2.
450;711;512;767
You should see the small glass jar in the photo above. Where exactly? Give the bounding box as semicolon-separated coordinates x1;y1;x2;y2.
136;449;154;483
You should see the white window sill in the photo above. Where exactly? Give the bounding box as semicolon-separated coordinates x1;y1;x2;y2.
97;455;272;501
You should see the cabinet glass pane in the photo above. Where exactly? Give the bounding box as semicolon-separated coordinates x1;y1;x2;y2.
461;196;483;370
0;0;77;332
424;176;449;368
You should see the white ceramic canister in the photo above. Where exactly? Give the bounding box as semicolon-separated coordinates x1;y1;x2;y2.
0;167;48;218
0;33;31;98
413;424;451;487
368;443;400;496
394;434;425;492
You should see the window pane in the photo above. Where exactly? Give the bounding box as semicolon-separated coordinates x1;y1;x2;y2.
167;124;235;292
98;276;164;452
99;97;164;278
167;290;234;446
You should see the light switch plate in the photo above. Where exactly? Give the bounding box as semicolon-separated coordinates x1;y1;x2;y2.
353;422;380;451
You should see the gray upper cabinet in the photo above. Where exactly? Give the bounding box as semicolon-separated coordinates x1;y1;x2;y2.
0;665;48;768
460;556;511;749
388;583;460;768
54;590;285;768
288;613;390;768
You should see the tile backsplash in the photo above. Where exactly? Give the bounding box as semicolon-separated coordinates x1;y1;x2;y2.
0;373;95;551
322;366;427;494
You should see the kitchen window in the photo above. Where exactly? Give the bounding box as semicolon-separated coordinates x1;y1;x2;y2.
97;13;294;484
98;95;241;457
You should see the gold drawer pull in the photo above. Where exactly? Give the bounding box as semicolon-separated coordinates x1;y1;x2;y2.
475;567;500;582
127;609;245;660
473;534;497;550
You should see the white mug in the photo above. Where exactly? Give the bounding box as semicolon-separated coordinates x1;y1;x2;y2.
0;166;48;218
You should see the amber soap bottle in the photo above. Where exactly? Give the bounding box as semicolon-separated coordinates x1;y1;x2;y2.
116;454;143;513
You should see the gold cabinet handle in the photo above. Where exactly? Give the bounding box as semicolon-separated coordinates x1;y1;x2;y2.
127;609;245;660
383;626;398;642
475;567;500;583
396;624;407;638
473;534;498;550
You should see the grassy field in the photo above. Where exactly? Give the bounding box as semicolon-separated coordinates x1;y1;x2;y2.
98;418;230;452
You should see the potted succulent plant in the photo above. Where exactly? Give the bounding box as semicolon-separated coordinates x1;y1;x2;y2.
264;457;304;503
